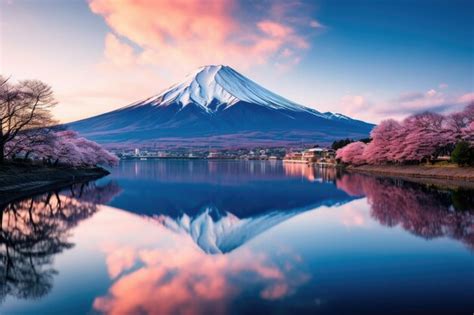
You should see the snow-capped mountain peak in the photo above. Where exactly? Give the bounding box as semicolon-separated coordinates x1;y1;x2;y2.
324;112;352;120
153;207;301;254
68;64;375;147
132;65;323;115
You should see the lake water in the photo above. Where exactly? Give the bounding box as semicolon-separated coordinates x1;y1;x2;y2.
1;160;473;314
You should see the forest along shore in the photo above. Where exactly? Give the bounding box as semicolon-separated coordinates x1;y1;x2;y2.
347;165;474;187
0;163;110;205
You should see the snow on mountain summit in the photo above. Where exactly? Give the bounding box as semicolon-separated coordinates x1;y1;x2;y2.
68;64;374;147
132;65;323;115
154;207;303;254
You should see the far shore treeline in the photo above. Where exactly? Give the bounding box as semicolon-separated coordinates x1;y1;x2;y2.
336;103;474;166
0;76;118;167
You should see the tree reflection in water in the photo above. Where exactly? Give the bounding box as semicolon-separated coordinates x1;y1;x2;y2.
0;181;121;303
336;173;474;249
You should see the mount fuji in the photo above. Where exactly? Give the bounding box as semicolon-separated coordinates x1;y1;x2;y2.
68;65;374;147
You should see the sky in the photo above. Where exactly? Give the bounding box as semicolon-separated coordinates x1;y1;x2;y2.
1;0;473;123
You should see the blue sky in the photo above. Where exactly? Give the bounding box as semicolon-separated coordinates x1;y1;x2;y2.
1;0;473;123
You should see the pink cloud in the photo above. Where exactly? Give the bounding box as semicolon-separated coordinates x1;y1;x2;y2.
94;244;309;315
81;206;311;315
102;245;137;278
338;88;474;123
385;88;472;116
281;48;294;58
339;95;372;118
457;92;474;104
104;33;135;67
389;89;447;113
258;20;293;38
88;0;315;73
341;207;367;227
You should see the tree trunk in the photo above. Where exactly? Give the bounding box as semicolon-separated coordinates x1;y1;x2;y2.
0;207;3;231
0;141;4;164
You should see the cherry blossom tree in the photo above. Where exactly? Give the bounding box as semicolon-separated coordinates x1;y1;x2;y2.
1;76;118;167
0;77;57;163
396;112;451;163
72;134;119;167
52;131;119;167
462;122;474;144
336;103;473;166
362;119;403;164
336;141;367;165
447;102;474;141
5;127;56;160
6;129;118;167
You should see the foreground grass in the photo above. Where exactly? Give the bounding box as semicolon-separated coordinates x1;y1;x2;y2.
0;161;109;205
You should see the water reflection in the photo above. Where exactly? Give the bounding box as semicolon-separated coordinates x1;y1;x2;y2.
0;181;121;303
105;161;354;254
283;163;337;182
1;161;473;314
103;160;350;218
336;173;474;249
93;224;309;315
106;161;474;253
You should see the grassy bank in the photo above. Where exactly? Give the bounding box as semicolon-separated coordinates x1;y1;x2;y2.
0;162;110;205
347;164;474;188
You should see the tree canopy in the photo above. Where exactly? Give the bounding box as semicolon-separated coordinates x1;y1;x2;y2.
0;76;118;167
336;103;474;166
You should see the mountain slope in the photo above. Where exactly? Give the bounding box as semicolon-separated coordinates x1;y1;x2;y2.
154;207;299;254
153;197;352;254
69;65;374;147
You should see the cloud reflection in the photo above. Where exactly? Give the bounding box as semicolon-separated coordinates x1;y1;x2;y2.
94;238;309;315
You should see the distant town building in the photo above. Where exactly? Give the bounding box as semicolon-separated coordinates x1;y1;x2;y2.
283;152;304;162
284;148;336;164
208;152;221;159
134;148;140;156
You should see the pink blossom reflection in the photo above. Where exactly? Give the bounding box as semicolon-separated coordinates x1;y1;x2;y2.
336;173;474;249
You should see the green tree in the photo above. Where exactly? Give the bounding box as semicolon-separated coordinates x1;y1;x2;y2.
451;141;474;166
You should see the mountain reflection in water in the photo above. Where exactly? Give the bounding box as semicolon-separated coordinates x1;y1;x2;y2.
1;160;473;314
103;160;349;217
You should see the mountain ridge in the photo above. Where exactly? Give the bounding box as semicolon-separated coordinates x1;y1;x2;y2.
68;65;374;148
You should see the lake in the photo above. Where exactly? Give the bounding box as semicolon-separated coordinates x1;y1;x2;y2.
1;160;473;314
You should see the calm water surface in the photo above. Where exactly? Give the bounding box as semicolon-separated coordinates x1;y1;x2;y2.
1;160;473;314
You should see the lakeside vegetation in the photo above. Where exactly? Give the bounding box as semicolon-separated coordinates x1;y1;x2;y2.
0;76;118;168
0;76;118;199
336;103;474;167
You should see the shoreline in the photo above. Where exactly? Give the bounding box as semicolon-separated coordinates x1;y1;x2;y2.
0;163;110;205
347;164;474;189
